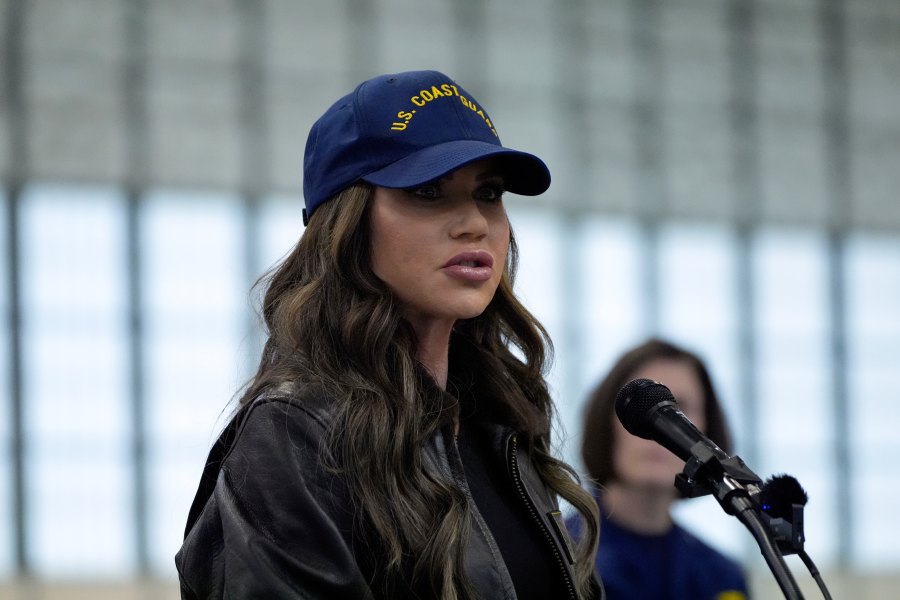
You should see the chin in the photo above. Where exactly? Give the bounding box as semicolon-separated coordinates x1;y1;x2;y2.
622;473;681;491
446;298;493;320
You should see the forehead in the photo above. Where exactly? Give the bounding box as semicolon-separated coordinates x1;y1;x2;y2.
628;357;705;410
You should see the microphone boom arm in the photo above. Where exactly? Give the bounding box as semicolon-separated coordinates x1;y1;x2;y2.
673;444;806;600
674;442;764;504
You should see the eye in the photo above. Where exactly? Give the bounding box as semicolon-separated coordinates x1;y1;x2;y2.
405;183;442;200
474;182;505;203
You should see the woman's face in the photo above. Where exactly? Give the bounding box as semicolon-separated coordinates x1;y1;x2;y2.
611;357;708;491
369;159;510;336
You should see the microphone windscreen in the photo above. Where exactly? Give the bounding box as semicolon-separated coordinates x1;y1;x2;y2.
760;474;809;520
615;378;675;439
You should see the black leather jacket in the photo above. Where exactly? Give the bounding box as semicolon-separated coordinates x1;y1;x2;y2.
175;382;602;599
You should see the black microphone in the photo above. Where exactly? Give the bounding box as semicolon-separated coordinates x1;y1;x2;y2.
614;377;729;464
615;378;763;511
617;379;826;599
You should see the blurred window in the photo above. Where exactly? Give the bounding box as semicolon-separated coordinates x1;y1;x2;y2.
2;189;899;576
142;190;246;574
21;184;134;577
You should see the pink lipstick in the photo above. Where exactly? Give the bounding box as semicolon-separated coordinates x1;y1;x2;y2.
442;250;495;282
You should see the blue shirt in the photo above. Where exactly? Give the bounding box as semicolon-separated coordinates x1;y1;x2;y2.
569;500;749;600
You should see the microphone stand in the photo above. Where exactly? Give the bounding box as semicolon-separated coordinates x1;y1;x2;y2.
675;444;806;600
757;500;834;600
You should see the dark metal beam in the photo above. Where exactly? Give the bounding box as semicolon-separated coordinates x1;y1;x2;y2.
555;0;590;426
819;0;852;568
4;0;29;577
727;0;762;475
236;0;267;364
629;0;665;336
123;0;149;575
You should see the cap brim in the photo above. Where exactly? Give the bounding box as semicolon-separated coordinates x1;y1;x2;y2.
360;140;550;196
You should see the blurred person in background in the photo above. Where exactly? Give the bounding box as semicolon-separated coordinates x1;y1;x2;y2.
175;70;602;599
571;338;749;600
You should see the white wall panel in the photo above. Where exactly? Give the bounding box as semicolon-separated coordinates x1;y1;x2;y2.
664;107;735;220
584;0;634;106
484;0;558;89
0;0;10;179
759;112;830;225
851;127;900;231
147;1;240;64
0;0;894;231
376;0;459;75
146;63;240;188
27;0;124;62
847;13;900;230
28;59;126;182
266;0;352;75
584;102;640;214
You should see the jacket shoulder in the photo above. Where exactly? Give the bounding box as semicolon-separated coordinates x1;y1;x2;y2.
251;379;334;426
176;381;372;599
180;380;335;538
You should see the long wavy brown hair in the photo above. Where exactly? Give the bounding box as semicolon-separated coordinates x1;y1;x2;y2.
240;183;599;599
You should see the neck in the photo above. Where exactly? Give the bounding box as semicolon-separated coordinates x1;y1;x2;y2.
601;482;676;535
411;320;453;390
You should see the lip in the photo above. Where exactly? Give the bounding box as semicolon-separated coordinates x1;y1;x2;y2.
442;250;495;282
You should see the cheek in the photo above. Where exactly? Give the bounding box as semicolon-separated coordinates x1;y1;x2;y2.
371;235;412;287
369;206;414;281
369;223;390;280
494;220;511;268
499;234;510;264
611;425;636;467
497;215;510;242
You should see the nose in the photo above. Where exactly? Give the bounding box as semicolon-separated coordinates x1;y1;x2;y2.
449;197;490;239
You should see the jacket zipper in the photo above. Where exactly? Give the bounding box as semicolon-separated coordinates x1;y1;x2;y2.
508;434;578;600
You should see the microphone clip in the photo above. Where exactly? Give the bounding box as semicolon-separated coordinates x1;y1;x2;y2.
756;504;806;555
675;451;808;556
674;442;763;513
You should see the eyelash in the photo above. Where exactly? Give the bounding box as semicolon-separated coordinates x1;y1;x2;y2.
405;182;505;203
478;183;505;202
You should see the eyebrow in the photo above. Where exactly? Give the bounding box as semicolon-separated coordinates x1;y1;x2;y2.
477;170;504;181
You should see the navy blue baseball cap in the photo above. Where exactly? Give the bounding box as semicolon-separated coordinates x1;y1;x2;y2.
302;70;551;225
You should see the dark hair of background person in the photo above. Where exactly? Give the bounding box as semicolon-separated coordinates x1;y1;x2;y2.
580;338;734;488
237;183;600;599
